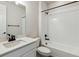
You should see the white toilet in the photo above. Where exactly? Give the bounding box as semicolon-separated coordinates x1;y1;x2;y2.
37;46;51;57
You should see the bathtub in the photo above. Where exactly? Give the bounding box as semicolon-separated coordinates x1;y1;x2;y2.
43;41;79;57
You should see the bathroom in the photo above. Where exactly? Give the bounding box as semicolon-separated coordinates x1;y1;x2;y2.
0;0;79;58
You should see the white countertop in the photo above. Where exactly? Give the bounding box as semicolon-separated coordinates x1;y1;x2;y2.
0;37;39;56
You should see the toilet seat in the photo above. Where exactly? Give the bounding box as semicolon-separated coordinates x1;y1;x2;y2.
37;46;51;56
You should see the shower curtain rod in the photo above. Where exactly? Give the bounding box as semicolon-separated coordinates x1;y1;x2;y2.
41;1;79;12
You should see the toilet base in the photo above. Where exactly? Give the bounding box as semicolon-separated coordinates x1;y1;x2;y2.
36;51;52;57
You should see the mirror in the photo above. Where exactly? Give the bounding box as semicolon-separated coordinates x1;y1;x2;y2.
0;1;26;39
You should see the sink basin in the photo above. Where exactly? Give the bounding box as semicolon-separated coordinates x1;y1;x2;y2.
3;40;26;48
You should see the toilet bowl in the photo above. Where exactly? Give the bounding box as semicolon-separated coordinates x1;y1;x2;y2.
37;46;51;57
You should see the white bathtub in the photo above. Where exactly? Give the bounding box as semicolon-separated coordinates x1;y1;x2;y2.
43;41;79;57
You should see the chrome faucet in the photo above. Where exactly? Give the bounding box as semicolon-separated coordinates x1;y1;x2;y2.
3;32;16;42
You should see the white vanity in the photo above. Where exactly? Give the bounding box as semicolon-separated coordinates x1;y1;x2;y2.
0;37;40;57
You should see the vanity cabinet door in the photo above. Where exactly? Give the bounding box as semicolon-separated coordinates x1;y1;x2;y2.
21;48;36;57
3;42;37;57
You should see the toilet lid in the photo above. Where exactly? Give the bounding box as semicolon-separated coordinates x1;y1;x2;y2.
37;46;51;53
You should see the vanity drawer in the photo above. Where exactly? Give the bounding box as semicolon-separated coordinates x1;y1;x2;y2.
21;48;36;57
3;42;37;57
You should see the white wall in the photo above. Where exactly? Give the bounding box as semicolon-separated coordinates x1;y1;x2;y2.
25;1;39;38
39;1;76;45
39;2;49;45
48;2;79;47
0;1;26;35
